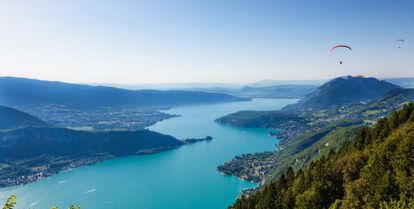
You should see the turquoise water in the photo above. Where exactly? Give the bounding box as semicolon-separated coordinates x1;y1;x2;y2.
0;98;296;209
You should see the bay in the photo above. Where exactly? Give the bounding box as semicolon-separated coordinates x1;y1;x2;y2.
0;98;296;209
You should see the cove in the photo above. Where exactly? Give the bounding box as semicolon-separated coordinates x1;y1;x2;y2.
0;98;296;209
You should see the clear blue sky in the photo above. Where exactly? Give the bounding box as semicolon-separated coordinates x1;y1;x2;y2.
0;0;413;84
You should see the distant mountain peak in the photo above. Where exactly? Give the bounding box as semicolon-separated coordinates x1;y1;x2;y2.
340;75;353;79
284;75;400;110
341;75;365;79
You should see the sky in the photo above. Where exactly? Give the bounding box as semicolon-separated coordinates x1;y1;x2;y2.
0;0;413;84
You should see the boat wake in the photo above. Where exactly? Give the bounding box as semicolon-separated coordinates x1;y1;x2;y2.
58;180;68;184
30;201;39;206
84;189;96;194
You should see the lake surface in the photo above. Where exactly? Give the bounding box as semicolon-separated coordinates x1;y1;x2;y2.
0;98;296;209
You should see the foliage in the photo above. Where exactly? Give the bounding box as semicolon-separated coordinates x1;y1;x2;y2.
2;195;16;209
1;195;79;209
379;196;414;209
268;125;360;181
230;103;414;209
215;110;306;128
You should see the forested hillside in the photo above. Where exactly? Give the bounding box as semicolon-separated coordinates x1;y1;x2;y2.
0;127;183;187
231;103;414;209
0;105;48;129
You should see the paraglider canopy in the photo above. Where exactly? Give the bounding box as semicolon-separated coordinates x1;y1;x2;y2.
395;39;405;48
330;45;352;52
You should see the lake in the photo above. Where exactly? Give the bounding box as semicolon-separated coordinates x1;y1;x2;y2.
0;98;296;209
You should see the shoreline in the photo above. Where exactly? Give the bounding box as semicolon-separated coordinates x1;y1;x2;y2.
0;136;213;189
0;154;114;188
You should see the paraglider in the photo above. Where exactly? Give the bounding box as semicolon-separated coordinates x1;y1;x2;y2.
330;44;352;65
395;39;405;48
330;45;352;52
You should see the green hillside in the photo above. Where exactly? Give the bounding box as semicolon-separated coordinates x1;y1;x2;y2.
230;103;414;209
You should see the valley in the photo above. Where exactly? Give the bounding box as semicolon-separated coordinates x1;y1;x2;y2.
1;1;413;208
2;76;414;209
17;104;176;132
0;98;295;209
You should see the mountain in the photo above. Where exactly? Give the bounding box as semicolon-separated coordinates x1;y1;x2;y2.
230;104;414;209
216;77;413;187
0;105;48;130
217;76;400;130
182;85;317;99
0;77;248;108
90;82;244;90
285;76;400;110
180;84;317;99
367;88;414;108
386;77;414;88
0;127;182;161
239;85;317;99
250;79;326;87
0;127;184;187
216;110;306;128
356;88;414;120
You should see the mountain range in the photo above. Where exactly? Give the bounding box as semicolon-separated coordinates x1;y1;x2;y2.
0;77;247;108
183;84;318;99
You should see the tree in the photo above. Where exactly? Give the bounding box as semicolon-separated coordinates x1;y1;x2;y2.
2;195;16;209
229;104;414;209
1;195;79;209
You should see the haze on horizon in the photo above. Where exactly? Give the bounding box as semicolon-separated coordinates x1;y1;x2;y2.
0;0;413;85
